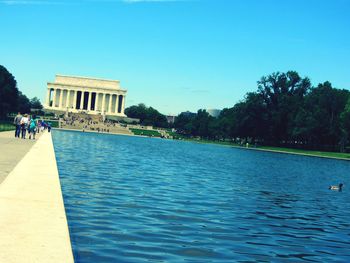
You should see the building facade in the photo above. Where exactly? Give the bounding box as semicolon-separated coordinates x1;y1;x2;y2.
44;75;127;117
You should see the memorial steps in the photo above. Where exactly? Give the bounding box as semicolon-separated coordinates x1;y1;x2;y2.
59;113;133;136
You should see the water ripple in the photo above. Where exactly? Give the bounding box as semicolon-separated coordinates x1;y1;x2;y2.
53;130;350;262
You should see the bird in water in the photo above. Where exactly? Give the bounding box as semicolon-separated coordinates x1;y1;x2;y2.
329;183;343;192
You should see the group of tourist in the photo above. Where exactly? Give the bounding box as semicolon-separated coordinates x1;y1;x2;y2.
61;113;117;133
13;112;51;139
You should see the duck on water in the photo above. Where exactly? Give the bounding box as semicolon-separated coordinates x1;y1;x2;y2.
329;183;344;192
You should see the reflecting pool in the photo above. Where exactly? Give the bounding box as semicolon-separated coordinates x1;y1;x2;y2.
53;130;350;262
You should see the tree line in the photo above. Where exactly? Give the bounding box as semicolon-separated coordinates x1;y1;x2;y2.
125;71;350;152
174;71;350;152
0;65;42;119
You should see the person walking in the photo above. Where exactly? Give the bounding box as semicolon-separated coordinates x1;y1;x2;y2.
13;112;22;138
36;119;41;133
28;116;37;140
21;114;29;139
27;115;31;137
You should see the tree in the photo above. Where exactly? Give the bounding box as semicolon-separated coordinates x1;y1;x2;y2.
215;108;235;140
294;82;349;150
174;112;195;135
125;103;147;122
230;92;268;141
0;65;18;117
125;103;168;128
340;98;350;152
192;109;212;138
257;71;311;144
30;97;43;109
17;91;31;114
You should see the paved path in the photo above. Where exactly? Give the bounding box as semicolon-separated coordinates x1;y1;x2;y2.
0;130;43;184
0;131;74;262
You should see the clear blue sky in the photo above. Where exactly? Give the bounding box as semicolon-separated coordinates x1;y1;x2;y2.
1;0;349;115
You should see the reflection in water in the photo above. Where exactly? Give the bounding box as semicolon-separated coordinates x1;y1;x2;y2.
53;130;350;263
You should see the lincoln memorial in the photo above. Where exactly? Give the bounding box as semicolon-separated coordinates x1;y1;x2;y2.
44;75;127;117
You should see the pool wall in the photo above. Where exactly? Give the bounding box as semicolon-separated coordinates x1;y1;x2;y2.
0;132;74;263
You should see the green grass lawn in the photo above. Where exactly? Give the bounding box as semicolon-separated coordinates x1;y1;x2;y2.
130;128;162;137
181;137;350;160
0;122;15;132
258;146;350;159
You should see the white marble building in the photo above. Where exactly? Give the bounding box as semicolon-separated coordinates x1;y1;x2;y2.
44;75;127;117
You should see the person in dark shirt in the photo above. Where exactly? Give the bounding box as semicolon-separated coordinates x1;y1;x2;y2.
13;112;22;138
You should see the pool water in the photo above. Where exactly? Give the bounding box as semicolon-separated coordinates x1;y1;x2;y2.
53;130;350;262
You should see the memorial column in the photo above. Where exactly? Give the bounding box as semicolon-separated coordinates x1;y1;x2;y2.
87;91;92;111
108;94;113;114
80;91;85;110
73;90;77;109
46;88;51;106
66;89;71;109
52;88;57;108
58;89;63;110
114;94;119;113
101;93;106;113
95;93;99;112
121;95;126;115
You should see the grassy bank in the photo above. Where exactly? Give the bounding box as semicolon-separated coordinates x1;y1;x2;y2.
0;122;15;132
130;128;161;137
257;146;350;159
176;136;350;160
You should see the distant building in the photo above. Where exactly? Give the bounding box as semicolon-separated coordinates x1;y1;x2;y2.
44;75;127;117
207;109;221;118
166;115;176;124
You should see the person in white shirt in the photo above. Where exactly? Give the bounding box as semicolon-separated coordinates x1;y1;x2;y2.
20;114;29;139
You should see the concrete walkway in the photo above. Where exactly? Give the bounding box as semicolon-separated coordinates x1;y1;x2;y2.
0;130;42;184
0;131;74;262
